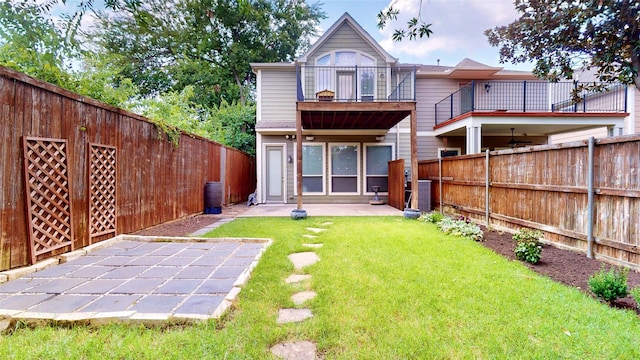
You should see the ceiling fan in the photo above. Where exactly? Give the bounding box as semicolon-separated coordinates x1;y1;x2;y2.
508;128;533;148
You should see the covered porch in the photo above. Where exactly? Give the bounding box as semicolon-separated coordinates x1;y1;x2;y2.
294;100;419;210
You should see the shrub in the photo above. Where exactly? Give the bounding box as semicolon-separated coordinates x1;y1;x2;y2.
419;211;444;224
630;286;640;305
588;265;629;303
513;228;543;264
437;217;484;242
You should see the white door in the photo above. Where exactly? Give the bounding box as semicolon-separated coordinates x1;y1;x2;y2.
266;146;284;202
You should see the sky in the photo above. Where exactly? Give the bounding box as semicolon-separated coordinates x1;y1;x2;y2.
317;0;534;71
52;0;534;71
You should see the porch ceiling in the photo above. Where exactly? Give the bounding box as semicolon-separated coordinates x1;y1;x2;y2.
297;101;415;130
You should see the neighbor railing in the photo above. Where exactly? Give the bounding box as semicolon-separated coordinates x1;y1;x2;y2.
434;81;628;125
296;65;416;102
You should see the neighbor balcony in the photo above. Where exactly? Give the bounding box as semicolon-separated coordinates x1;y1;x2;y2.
296;65;416;102
435;81;628;126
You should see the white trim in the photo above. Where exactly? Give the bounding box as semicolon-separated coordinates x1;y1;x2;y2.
328;142;361;195
263;142;287;203
256;133;263;203
293;142;327;196
363;143;395;195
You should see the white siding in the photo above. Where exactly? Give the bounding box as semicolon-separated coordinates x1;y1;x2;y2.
259;69;297;123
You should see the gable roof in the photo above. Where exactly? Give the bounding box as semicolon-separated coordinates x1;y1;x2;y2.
296;12;397;64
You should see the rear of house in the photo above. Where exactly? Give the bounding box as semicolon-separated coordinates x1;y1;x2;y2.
252;13;635;206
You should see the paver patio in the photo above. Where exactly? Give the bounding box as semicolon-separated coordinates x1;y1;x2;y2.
0;235;270;326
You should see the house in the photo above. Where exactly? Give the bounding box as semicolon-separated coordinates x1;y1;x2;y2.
251;13;634;208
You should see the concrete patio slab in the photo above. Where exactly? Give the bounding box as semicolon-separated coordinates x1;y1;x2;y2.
240;204;402;217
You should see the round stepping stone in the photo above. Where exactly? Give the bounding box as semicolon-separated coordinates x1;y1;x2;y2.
277;308;313;324
302;243;323;248
302;234;317;239
285;274;311;284
320;222;333;226
270;341;317;360
291;291;317;305
305;228;325;233
288;252;320;270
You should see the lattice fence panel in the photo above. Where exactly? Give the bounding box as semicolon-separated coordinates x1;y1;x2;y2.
89;144;117;242
22;137;74;264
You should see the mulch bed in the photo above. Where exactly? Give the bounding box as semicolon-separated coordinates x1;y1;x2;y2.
481;227;640;313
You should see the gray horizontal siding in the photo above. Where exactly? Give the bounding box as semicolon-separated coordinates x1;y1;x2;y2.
306;23;384;65
260;69;297;123
416;78;459;132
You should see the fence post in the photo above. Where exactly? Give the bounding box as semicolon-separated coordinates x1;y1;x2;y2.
439;157;443;213
485;149;490;227
587;137;595;258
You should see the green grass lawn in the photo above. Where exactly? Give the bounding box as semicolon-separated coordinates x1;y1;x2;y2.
1;217;640;359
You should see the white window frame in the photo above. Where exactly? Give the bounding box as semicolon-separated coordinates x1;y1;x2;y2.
314;50;378;100
293;142;326;196
363;143;395;195
437;147;461;158
328;142;361;195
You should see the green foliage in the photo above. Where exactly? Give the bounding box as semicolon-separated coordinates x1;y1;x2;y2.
377;1;433;41
630;286;640;305
436;216;484;242
419;211;444;224
206;100;256;156
588;265;629;303
485;0;640;89
513;228;543;264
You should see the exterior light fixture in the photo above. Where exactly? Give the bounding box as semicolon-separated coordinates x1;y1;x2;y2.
484;83;491;93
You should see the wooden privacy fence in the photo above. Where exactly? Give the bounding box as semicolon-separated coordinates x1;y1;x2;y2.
388;159;405;210
419;135;640;269
0;66;256;270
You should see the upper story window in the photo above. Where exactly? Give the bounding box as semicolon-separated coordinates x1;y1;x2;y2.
315;51;377;99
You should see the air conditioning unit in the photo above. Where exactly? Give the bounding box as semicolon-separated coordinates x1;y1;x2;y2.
418;180;432;212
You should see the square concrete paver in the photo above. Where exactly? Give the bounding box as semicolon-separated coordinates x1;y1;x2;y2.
0;278;50;293
28;278;87;294
80;295;142;312
130;295;185;313
175;295;224;315
100;266;147;279
66;266;113;279
111;278;166;294
137;266;182;278
174;266;215;279
67;279;123;294
29;295;97;313
0;294;54;310
156;279;203;294
195;279;236;294
213;266;245;279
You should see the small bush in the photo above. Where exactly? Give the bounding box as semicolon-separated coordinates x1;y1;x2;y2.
588;265;629;303
513;228;543;264
419;211;444;223
437;217;483;242
630;286;640;305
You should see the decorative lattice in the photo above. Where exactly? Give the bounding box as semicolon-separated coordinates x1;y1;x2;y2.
22;137;74;264
89;144;117;242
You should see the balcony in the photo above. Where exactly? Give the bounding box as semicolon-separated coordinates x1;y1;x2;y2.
435;81;628;126
296;65;416;102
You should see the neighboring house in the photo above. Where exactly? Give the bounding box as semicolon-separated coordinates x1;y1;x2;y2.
251;13;633;206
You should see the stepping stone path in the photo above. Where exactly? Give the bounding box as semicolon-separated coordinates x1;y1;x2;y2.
291;290;317;305
270;341;317;360
272;224;331;360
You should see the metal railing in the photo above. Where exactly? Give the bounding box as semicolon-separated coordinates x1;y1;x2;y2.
296;65;416;102
434;81;628;125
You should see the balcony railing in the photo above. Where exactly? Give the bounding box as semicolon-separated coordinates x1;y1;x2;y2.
434;81;628;125
296;65;416;102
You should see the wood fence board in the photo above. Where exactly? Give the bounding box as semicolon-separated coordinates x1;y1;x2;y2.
0;76;14;270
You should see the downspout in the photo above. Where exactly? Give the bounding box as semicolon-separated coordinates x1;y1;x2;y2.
439;157;443;213
485;149;490;227
587;136;595;258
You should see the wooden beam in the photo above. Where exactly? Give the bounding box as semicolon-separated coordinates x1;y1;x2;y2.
410;108;418;209
296;109;303;209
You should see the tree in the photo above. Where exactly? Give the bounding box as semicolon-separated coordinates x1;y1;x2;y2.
91;0;325;107
485;0;640;89
377;0;432;41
